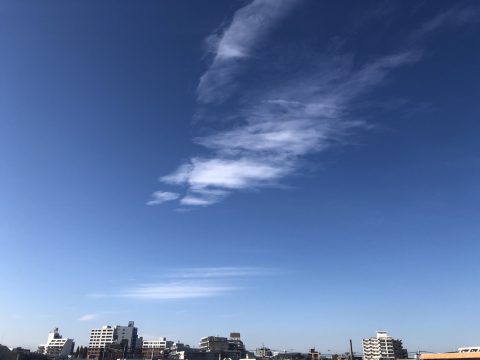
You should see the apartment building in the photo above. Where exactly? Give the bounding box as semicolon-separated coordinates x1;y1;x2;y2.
87;326;115;358
39;328;74;358
362;331;408;360
142;337;174;359
199;336;229;352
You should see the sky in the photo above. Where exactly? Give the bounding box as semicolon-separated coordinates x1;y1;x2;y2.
1;0;480;354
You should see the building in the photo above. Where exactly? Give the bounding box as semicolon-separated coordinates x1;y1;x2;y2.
87;326;115;358
39;328;75;358
228;333;246;354
256;347;273;358
114;321;139;352
87;322;140;358
308;349;320;360
199;337;229;352
362;331;408;360
1;345;49;360
420;347;480;360
142;337;174;359
421;353;480;360
459;349;480;354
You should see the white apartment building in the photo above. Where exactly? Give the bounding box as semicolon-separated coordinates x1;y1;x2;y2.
142;338;173;350
39;328;74;357
363;331;408;360
88;325;115;358
142;337;174;359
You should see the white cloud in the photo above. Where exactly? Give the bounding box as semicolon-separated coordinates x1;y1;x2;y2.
146;191;180;205
78;313;96;321
164;157;287;190
116;282;236;300
198;0;299;104
149;3;474;209
96;267;273;301
160;51;418;207
169;266;276;279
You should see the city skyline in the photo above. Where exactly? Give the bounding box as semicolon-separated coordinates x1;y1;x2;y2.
1;0;480;354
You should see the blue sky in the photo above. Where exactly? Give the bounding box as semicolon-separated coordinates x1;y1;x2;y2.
1;0;480;353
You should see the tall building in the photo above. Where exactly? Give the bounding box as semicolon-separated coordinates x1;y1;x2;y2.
87;326;115;358
39;328;75;358
114;321;138;352
87;322;140;358
362;331;408;360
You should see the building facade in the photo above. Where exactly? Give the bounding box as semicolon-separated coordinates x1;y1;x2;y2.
114;321;139;352
39;328;74;358
199;337;229;352
87;326;115;358
142;337;174;359
362;331;408;360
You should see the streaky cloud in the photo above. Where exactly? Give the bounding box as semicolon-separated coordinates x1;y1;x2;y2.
414;4;478;38
92;267;274;301
78;313;97;321
115;282;237;300
149;2;475;209
197;0;299;104
161;51;419;207
146;191;180;205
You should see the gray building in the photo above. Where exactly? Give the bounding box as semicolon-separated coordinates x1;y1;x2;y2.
199;337;229;352
256;347;273;358
114;321;138;351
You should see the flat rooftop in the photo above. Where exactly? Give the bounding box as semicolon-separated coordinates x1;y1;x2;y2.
421;354;480;360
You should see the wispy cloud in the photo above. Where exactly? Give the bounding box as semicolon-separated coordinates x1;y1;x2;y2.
115;282;236;300
197;0;299;104
157;51;418;207
93;267;274;301
167;266;276;279
414;4;478;39
78;313;97;321
146;191;179;205
148;3;476;209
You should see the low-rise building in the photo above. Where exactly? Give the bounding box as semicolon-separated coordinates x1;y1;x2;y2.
142;337;174;359
420;347;480;360
199;337;229;352
256;347;273;358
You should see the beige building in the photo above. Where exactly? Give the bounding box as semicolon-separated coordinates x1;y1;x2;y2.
421;348;480;360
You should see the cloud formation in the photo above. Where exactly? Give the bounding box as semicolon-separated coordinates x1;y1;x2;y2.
197;0;298;104
94;267;273;300
78;313;97;321
148;2;474;209
146;191;179;205
414;4;478;39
